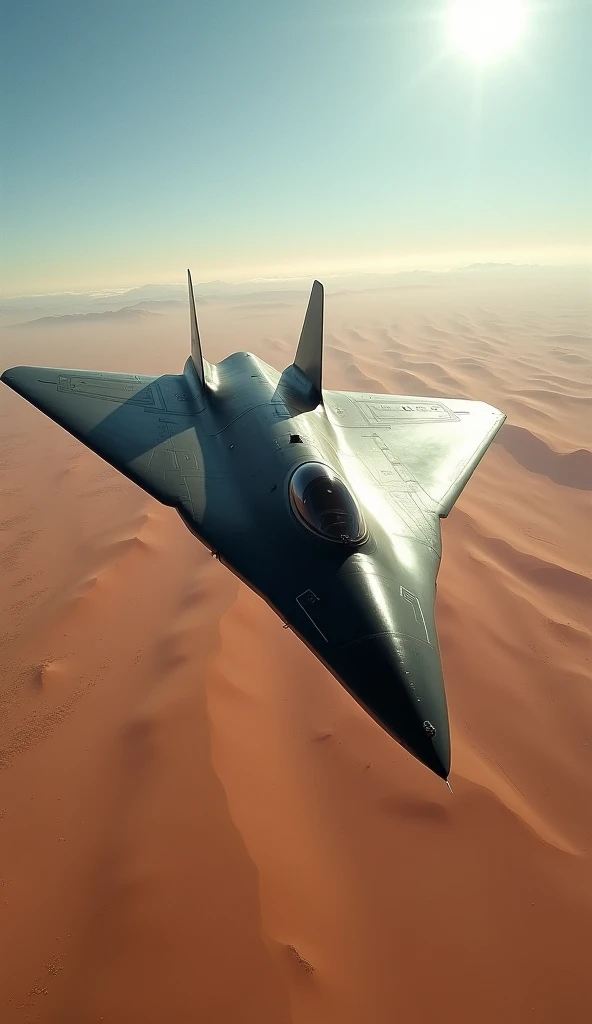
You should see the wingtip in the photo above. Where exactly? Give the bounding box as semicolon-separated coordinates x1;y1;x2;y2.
1;366;19;387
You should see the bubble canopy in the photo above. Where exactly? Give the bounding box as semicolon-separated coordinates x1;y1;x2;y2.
289;463;367;544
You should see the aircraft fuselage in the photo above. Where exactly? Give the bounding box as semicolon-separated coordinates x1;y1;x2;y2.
176;351;450;779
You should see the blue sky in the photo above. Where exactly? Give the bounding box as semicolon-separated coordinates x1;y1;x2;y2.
1;0;590;295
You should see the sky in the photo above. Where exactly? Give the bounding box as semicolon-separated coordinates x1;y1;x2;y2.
1;0;591;296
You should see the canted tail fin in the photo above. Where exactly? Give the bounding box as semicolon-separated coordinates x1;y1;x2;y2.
293;280;324;398
187;269;205;386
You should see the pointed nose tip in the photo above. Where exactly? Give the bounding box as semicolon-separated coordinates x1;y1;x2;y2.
398;709;450;782
416;709;451;781
420;733;450;781
332;632;451;781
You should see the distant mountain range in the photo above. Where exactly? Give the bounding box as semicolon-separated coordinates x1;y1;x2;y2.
128;299;187;310
2;263;589;326
12;307;164;328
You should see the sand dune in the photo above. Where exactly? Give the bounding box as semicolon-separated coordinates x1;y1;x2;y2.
495;424;592;489
0;267;591;1022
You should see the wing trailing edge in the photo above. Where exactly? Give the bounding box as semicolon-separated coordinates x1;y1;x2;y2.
436;405;506;515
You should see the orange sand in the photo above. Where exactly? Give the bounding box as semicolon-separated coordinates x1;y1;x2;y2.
1;271;591;1022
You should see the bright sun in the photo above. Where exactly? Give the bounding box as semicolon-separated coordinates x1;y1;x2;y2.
449;0;528;62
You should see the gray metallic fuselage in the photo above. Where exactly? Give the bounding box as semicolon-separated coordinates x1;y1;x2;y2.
177;352;450;779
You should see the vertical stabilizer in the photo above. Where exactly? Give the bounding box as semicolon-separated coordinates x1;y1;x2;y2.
187;269;205;386
294;280;324;397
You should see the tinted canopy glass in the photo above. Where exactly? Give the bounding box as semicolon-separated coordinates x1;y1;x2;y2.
289;463;367;544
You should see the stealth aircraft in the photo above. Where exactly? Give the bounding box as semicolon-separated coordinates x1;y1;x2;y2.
1;275;506;781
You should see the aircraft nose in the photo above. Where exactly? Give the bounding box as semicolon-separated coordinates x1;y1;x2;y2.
332;632;451;780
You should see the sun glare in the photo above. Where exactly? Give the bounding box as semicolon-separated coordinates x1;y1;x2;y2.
449;0;528;62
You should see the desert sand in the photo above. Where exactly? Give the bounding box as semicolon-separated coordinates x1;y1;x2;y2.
1;266;591;1023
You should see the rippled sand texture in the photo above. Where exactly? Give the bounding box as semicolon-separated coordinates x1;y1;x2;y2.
1;267;591;1023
